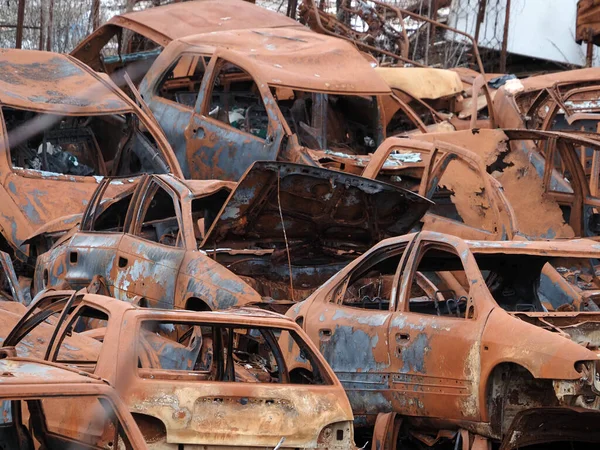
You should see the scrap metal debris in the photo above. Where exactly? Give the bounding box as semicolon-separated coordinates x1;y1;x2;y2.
1;1;600;450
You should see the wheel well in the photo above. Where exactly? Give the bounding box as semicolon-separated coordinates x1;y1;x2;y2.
485;362;552;439
185;297;212;311
131;413;167;443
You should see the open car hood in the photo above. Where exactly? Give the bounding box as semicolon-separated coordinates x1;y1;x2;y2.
201;161;431;251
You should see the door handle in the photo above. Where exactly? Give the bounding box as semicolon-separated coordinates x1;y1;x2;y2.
193;126;205;138
395;333;410;357
118;256;129;268
319;328;332;341
395;333;410;343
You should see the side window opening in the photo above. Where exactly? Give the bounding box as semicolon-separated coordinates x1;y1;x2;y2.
339;244;406;310
137;321;329;385
157;54;210;108
91;192;134;233
7;309;59;359
386;97;437;136
544;142;576;195
80;178;140;233
191;190;231;243
476;253;547;312
135;184;181;247
207;61;268;139
272;87;379;154
408;246;472;318
53;305;108;370
3;107;166;178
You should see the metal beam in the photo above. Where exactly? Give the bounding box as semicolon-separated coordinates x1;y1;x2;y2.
15;0;26;49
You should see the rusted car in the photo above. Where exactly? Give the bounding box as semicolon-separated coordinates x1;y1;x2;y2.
281;231;600;449
33;162;430;310
410;128;600;240
136;25;449;181
493;69;600;193
0;49;181;265
2;291;356;449
72;0;458;183
493;68;600;133
0;356;148;449
71;0;303;87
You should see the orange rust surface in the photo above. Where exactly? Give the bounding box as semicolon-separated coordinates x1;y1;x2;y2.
71;0;302;65
282;231;600;446
0;357;149;449
3;293;355;448
34;164;429;311
0;49;182;262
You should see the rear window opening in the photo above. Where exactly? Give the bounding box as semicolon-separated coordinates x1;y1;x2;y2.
3;107;167;177
137;321;330;386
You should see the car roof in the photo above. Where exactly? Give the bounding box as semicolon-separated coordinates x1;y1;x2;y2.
0;49;132;114
465;238;600;258
372;231;600;259
178;27;392;94
514;67;600;94
375;67;463;100
0;358;104;385
80;293;296;325
103;0;301;45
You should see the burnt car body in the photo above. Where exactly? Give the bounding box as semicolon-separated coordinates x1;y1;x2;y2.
282;231;600;449
363;128;600;310
71;0;456;183
0;49;181;263
71;0;303;87
411;128;600;241
493;69;600;193
2;292;356;449
137;25;446;181
0;357;148;449
493;68;600;134
33;162;430;310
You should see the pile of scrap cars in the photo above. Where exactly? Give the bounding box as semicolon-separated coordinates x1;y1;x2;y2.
2;0;600;449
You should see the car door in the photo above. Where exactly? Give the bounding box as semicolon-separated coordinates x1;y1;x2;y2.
113;178;186;308
303;237;414;420
57;179;138;293
186;55;285;180
391;235;486;422
144;52;212;178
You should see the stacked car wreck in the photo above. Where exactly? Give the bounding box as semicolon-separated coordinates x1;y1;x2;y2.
3;1;600;450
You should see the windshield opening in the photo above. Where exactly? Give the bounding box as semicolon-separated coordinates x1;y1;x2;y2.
271;87;380;154
3;107;168;177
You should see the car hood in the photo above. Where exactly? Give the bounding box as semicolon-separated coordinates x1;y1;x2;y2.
511;311;600;349
200;161;431;251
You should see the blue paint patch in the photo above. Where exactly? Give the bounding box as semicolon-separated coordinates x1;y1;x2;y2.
400;332;429;374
